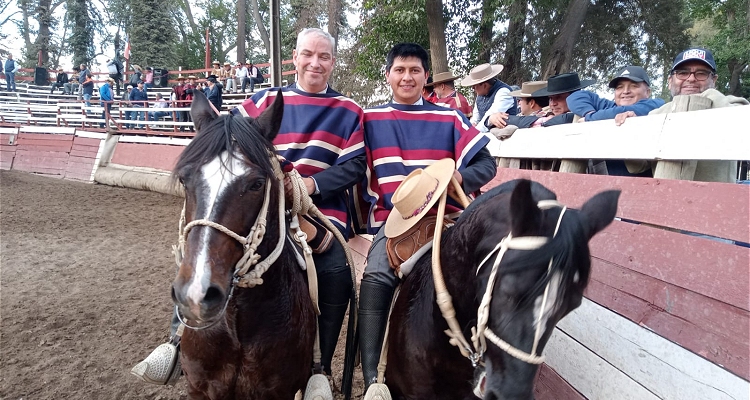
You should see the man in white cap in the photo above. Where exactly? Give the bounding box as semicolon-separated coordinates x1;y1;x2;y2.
355;43;496;391
428;71;473;117
460;63;517;132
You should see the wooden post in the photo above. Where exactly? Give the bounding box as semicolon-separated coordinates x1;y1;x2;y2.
559;160;587;173
269;0;282;87
653;95;713;180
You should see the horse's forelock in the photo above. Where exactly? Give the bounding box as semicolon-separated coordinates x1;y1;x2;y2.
174;114;276;180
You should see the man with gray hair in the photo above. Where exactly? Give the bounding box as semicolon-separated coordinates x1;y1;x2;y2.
132;29;365;394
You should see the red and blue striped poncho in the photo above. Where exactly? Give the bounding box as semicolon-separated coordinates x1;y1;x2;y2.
234;87;365;235
358;102;491;234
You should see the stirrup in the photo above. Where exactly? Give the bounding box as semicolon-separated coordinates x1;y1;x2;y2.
130;341;182;385
363;383;392;400
302;374;333;400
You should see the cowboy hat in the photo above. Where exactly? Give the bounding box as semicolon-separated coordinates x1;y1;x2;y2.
187;75;197;79
531;72;595;96
212;60;220;65
385;159;456;238
460;63;504;87
508;81;548;97
426;71;460;87
223;62;231;66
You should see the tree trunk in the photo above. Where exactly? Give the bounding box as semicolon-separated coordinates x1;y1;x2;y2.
237;0;247;62
327;0;342;55
727;58;746;96
178;0;198;36
499;0;528;83
541;0;589;79
477;0;495;63
425;0;448;73
35;0;54;67
250;0;270;57
20;0;32;58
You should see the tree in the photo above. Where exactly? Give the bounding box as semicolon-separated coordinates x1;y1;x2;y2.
66;0;95;67
425;0;448;73
540;0;589;78
499;0;528;84
128;0;178;67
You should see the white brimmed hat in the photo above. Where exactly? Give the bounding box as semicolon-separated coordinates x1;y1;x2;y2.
384;159;456;238
508;81;548;97
460;63;504;87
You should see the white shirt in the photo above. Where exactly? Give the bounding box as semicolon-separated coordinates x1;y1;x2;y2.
235;66;248;78
470;87;514;133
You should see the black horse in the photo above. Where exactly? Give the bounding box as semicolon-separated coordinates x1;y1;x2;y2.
171;91;317;399
384;179;619;399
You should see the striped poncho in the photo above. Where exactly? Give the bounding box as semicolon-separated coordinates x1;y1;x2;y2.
234;87;365;235
359;102;491;234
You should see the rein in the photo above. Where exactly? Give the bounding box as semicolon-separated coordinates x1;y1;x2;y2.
433;193;566;367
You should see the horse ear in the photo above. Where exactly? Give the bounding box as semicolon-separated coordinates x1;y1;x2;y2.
190;90;216;132
253;90;285;142
579;190;620;239
509;179;543;237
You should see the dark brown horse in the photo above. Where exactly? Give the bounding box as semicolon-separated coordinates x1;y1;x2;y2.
170;90;316;399
384;179;619;399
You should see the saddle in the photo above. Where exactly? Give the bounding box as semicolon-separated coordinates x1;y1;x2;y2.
386;215;453;277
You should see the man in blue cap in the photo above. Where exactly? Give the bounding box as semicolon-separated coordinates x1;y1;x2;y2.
666;48;718;96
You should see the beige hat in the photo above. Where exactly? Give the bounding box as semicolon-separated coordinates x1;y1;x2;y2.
212;60;220;65
385;159;456;238
426;71;460;87
460;63;504;87
508;81;548;97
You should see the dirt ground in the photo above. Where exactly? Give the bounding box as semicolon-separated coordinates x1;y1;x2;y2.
0;170;364;400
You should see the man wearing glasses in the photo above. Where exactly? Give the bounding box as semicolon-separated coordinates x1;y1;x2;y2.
617;48;748;182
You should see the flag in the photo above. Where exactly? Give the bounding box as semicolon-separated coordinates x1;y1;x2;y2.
124;37;131;61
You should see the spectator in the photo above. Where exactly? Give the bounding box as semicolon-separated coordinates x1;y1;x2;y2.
121;86;134;129
64;67;80;96
209;60;222;78
129;81;148;129
80;65;95;107
356;42;495;390
247;62;264;92
460;63;517;132
172;76;189;131
106;57;124;96
4;54;19;92
428;71;472;117
147;93;170;121
220;62;235;93
128;65;143;89
183;75;196;131
99;77;114;128
50;68;69;94
143;67;154;89
487;73;594;131
235;62;249;93
618;48;749;182
510;81;551;116
568;66;664;122
204;75;223;111
422;76;436;101
133;27;365;385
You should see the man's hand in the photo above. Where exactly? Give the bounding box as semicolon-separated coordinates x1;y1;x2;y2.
615;111;637;126
302;177;316;195
487;112;509;128
447;170;463;196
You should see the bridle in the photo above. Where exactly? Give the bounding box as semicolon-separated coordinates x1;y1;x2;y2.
173;154;287;330
436;196;567;368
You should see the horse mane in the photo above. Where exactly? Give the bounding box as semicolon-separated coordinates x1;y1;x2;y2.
173;113;276;179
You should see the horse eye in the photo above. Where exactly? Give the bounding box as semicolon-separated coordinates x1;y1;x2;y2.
246;178;265;192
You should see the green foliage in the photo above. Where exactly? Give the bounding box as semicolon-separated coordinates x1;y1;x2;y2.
66;0;95;67
127;0;179;68
352;0;430;81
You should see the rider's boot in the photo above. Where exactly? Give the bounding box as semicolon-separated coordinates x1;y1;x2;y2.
130;309;182;385
358;280;394;389
317;266;352;375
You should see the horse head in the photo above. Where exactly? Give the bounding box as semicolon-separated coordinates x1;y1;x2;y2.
475;180;619;399
170;90;284;325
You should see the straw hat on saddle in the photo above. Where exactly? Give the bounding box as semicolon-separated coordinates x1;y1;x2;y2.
385;159;456;238
426;71;460;87
508;81;548;97
460;63;504;87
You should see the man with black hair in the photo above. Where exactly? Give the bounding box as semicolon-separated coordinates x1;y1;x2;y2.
50;68;69;94
355;42;496;390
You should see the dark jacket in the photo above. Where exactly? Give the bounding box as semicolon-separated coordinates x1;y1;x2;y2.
205;83;223;110
129;87;148;105
56;72;69;84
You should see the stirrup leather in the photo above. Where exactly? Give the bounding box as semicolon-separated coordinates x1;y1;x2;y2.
130;341;182;385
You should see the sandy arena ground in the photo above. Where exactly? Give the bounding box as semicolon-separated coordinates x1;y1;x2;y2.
0;170;363;399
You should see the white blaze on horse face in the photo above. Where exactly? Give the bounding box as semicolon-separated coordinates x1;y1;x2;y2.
532;271;563;342
186;151;250;306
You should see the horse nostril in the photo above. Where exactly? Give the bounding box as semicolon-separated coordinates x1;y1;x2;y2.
202;285;226;310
